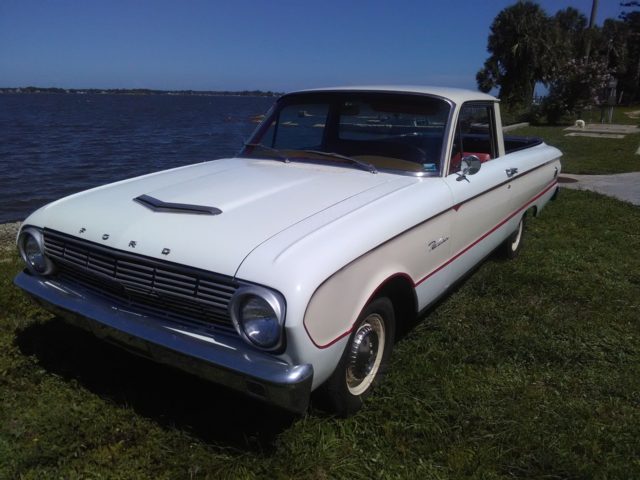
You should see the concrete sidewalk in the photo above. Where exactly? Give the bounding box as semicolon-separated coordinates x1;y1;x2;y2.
563;124;640;134
558;172;640;206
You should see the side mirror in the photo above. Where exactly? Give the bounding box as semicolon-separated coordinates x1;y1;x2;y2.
460;155;481;175
455;155;482;182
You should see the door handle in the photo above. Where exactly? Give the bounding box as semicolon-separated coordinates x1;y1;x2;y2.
505;168;518;178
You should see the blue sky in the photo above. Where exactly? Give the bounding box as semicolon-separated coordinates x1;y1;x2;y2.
0;0;624;92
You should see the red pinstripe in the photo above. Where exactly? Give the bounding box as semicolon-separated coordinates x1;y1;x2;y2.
304;180;558;349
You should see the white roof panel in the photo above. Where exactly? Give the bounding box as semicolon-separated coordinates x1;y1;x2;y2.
284;85;498;105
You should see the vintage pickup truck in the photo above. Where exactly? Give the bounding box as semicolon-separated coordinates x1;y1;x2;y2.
14;86;561;416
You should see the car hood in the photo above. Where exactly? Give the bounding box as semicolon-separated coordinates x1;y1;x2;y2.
26;158;407;276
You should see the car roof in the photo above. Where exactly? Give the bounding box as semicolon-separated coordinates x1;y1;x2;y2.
282;85;498;105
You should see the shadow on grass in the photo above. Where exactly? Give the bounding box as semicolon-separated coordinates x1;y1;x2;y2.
10;251;503;453
13;318;297;452
395;254;498;343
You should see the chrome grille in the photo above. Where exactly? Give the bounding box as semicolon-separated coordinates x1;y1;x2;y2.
43;229;239;333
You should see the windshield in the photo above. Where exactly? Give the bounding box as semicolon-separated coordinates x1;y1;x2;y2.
240;92;451;175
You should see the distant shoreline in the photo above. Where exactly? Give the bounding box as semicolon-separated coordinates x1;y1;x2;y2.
0;87;282;97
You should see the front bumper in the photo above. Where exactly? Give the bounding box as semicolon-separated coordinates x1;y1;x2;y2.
14;271;313;413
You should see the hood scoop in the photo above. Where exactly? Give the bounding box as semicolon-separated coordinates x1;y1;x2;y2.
133;194;222;216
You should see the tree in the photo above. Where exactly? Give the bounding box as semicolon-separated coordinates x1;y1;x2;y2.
476;1;560;106
543;57;614;124
555;6;588;56
617;3;640;102
479;1;639;112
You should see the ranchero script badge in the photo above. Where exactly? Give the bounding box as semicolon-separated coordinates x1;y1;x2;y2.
429;236;449;251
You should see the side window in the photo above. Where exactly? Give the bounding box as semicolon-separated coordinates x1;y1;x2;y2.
449;104;496;174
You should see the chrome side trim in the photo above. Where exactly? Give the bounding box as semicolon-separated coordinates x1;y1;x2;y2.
14;272;313;413
134;194;223;216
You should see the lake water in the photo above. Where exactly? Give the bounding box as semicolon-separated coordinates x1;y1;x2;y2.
0;94;277;223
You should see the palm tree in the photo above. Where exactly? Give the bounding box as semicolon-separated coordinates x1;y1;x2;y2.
477;1;560;105
555;6;588;56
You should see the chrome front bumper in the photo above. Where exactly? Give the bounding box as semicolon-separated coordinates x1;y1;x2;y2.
14;271;313;413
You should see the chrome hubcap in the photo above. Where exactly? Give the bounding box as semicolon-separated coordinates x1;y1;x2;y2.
348;325;378;381
346;314;385;395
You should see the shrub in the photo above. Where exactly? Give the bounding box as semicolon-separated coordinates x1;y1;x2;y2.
543;58;614;125
501;103;543;126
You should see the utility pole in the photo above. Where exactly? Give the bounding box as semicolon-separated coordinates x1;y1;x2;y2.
589;0;598;28
584;0;599;63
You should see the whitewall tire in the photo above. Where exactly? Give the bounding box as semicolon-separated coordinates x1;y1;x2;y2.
499;213;526;259
314;297;395;417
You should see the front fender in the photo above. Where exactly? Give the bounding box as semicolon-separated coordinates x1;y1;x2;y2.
303;262;413;350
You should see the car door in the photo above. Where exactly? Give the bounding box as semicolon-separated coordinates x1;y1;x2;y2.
442;102;515;285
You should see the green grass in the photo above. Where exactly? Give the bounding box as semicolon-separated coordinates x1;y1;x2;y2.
531;106;640;127
2;189;640;479
508;125;640;175
580;106;640;126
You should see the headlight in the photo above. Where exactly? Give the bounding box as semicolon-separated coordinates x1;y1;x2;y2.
18;227;56;276
240;296;280;347
229;286;286;351
25;234;46;272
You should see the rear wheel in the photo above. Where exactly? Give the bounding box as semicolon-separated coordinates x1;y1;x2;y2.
499;213;526;259
314;297;395;417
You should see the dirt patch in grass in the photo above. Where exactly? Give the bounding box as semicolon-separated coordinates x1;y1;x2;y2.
0;222;20;251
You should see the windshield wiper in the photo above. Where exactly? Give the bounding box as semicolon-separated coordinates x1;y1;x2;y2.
304;150;378;174
243;143;290;163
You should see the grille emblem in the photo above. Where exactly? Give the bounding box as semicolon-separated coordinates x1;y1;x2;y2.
129;241;137;248
162;248;171;255
102;234;110;240
79;228;86;234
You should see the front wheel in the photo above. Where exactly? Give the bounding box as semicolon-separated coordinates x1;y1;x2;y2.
314;297;395;417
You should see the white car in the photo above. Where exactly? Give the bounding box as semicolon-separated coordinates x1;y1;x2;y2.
15;86;561;416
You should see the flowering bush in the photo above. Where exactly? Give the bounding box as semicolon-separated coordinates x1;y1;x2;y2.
543;58;614;124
